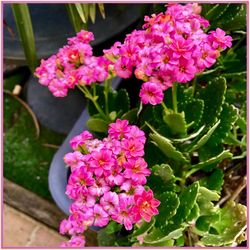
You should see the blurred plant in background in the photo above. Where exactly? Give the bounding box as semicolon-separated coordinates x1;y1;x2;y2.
10;3;105;71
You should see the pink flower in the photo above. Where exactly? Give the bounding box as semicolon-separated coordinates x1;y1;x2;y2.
100;191;119;214
91;149;115;176
139;82;164;105
122;139;145;158
114;57;133;79
169;36;194;59
48;79;68;97
66;167;94;199
88;178;110;197
93;204;110;227
194;43;219;70
173;57;196;83
208;28;232;50
70;131;93;150
124;158;151;185
64;151;84;170
61;235;86;247
133;189;160;222
108;119;130;140
111;196;135;230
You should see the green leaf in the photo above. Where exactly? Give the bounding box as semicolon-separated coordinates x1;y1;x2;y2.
149;130;188;163
200;201;247;246
115;89;130;114
66;4;87;32
97;228;116;246
89;4;96;23
87;118;109;133
132;218;155;238
152;164;174;183
187;120;220;152
163;112;187;137
208;103;238;146
199;169;224;192
196;214;220;233
179;99;204;129
104;221;122;235
143;226;186;244
98;3;106;18
191;150;232;171
186;202;200;222
75;3;87;23
203;4;230;20
172;125;205;143
236;117;246;134
197;187;220;203
172;182;199;225
11;4;37;72
217;4;246;31
197;77;227;127
121;108;138;124
155;191;180;227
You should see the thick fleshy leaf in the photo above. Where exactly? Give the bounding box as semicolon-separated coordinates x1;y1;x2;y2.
147;123;188;163
172;182;199;225
199;169;224;192
121;108;138;123
179;99;204;129
208;103;238;146
87;118;109;133
191;150;232;171
186;202;200;223
143;226;186;244
115;89;130;114
200;201;247;246
155;191;180;227
104;221;123;235
132;218;155;238
197;77;227;127
152;164;174;183
187;120;220;152
172;125;205;143
163;112;187;137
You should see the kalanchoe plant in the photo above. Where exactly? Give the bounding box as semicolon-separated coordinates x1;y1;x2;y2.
35;3;246;247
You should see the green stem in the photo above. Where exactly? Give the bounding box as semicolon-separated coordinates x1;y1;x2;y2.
192;77;197;97
161;102;170;114
172;83;178;113
185;168;199;179
78;85;107;120
103;79;110;116
196;66;224;77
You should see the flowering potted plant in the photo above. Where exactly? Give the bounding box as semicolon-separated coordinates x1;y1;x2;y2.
35;3;247;247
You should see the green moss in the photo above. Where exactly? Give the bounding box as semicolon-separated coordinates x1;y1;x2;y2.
4;92;65;200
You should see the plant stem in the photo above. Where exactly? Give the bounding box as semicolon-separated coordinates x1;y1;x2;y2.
192;77;197;97
161;102;170;114
172;82;178;113
103;79;110;116
78;85;107;120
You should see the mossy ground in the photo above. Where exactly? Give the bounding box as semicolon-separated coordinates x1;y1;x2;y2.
4;71;66;200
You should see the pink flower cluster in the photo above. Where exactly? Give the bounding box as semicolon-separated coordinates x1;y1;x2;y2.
104;3;232;105
60;119;160;247
35;30;111;97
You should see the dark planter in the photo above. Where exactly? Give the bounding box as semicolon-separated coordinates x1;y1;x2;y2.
48;78;122;218
25;76;87;134
4;3;148;62
6;3;148;133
